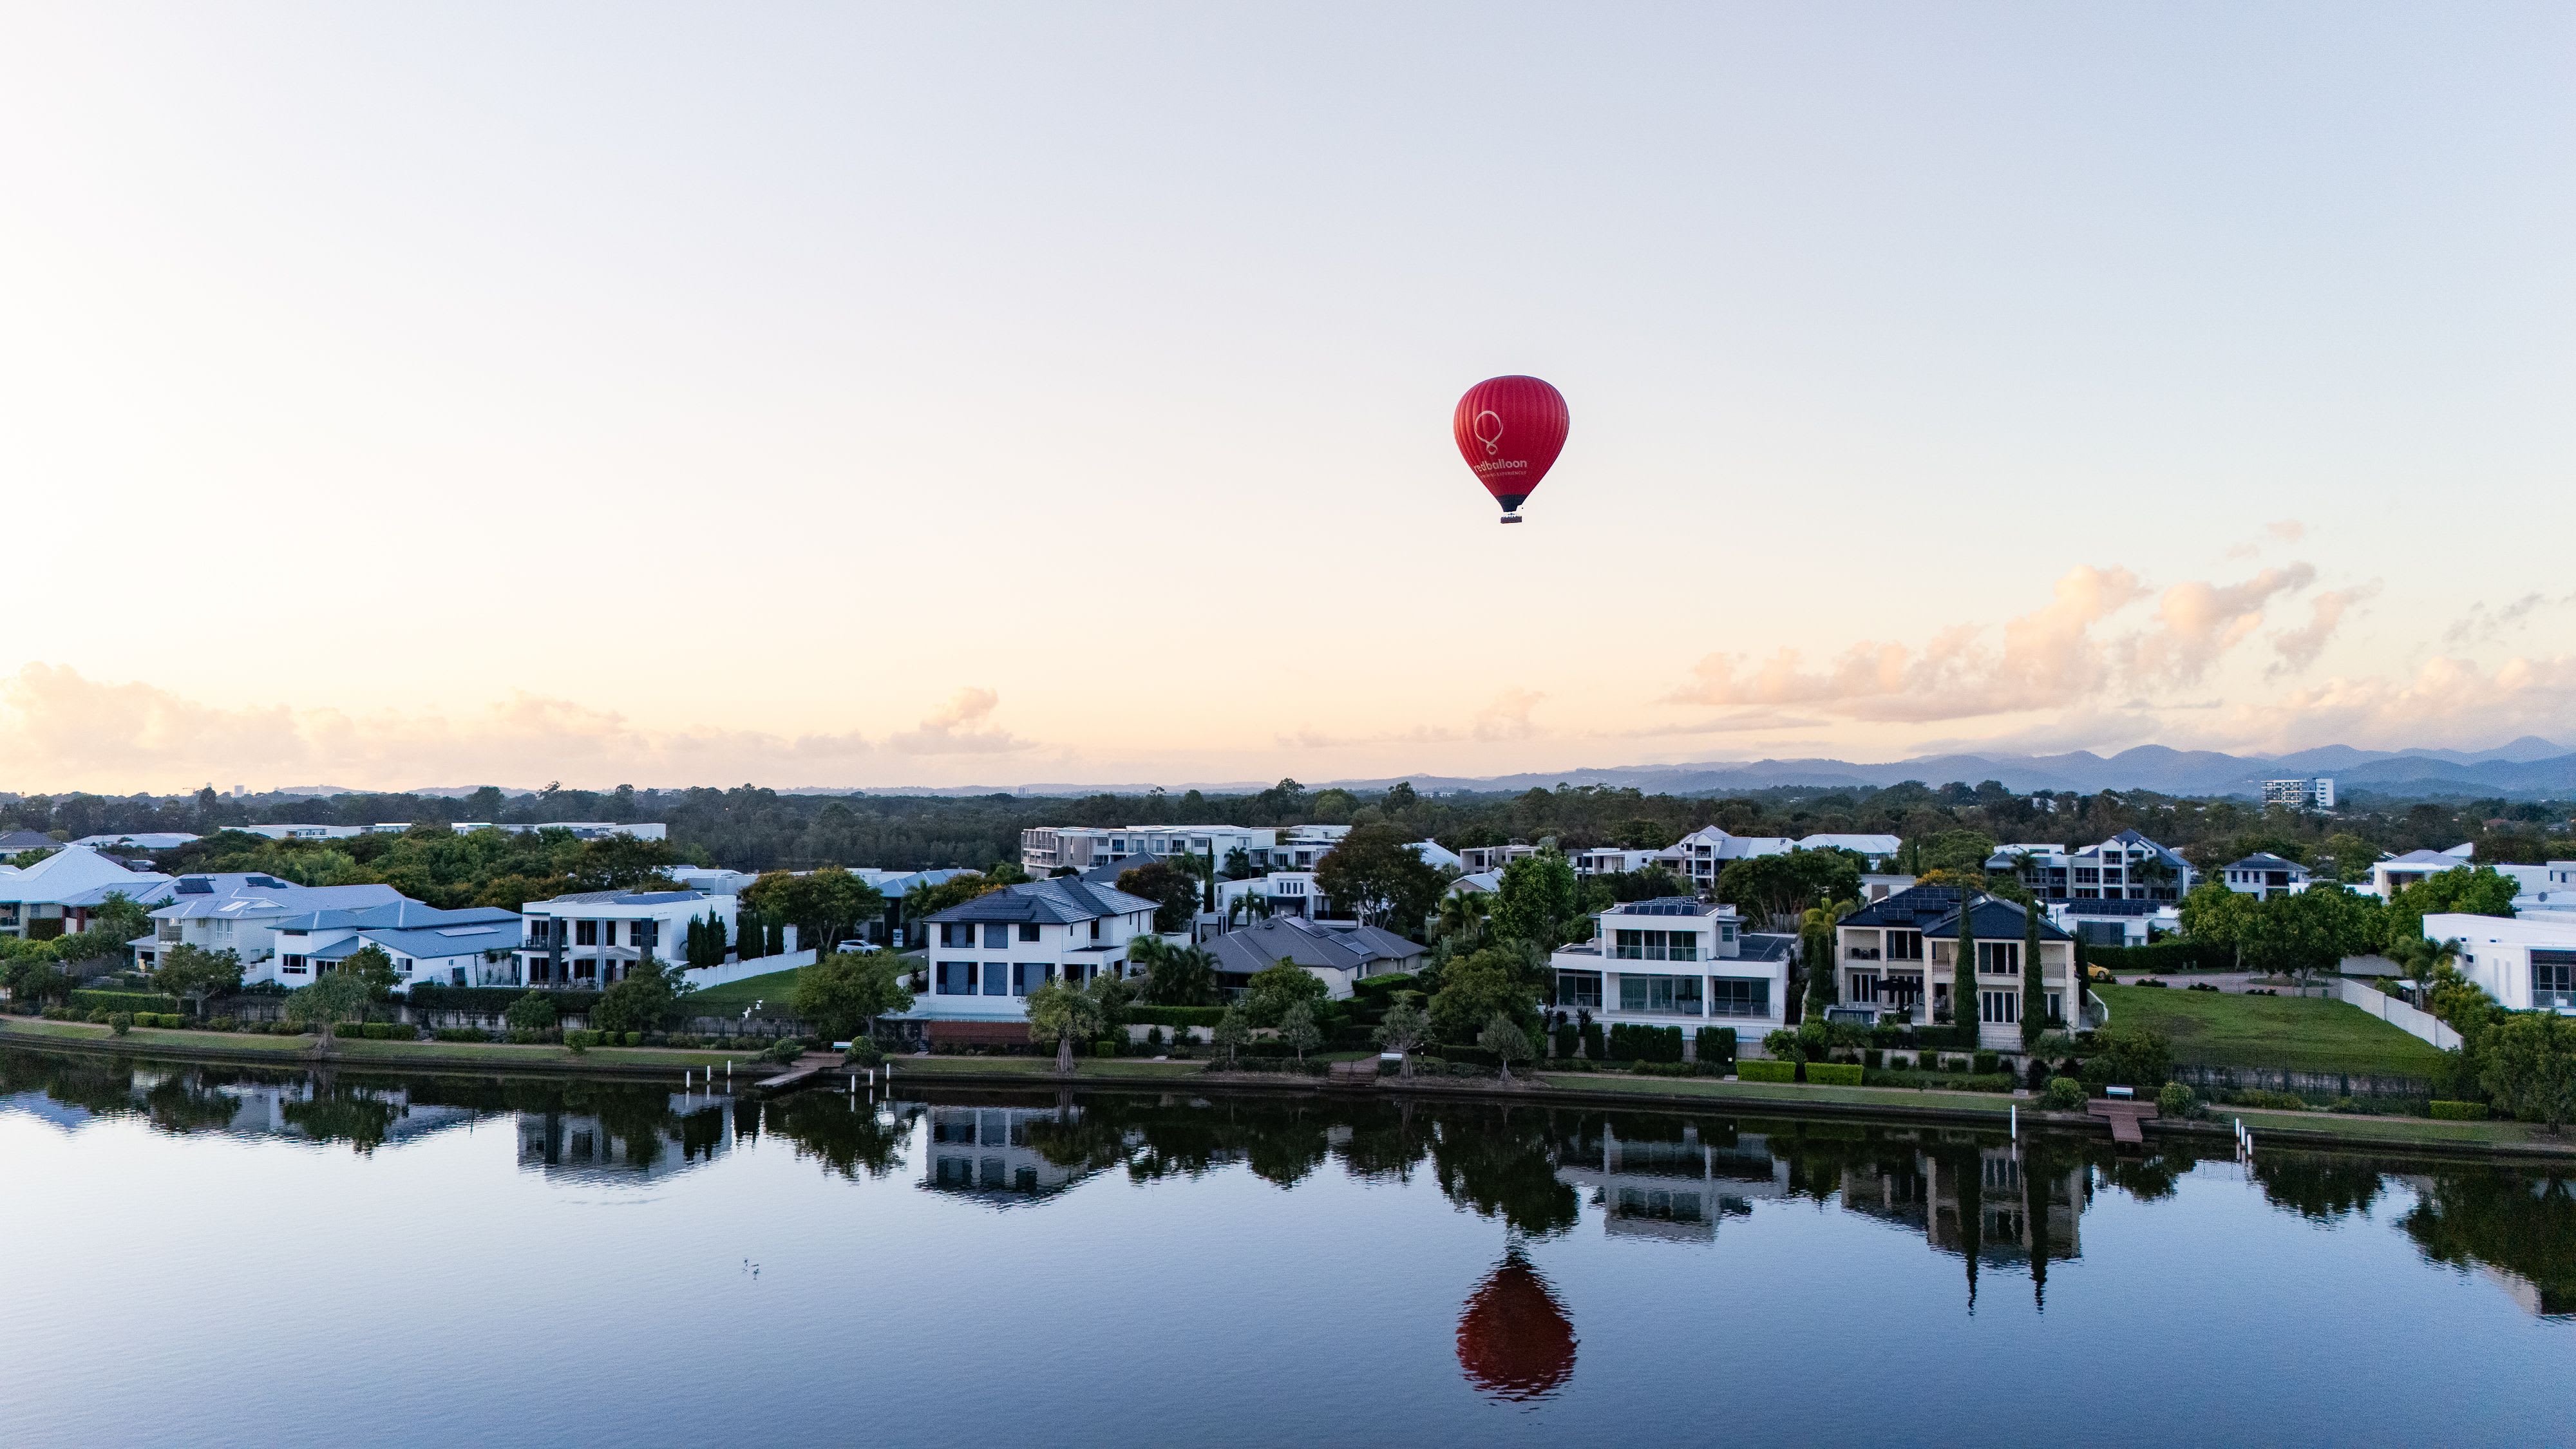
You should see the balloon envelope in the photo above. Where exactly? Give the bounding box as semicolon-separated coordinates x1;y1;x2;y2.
1455;1247;1577;1402
1452;375;1569;521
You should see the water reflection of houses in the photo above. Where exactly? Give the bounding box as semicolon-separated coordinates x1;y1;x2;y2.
127;1067;480;1146
1553;1121;1790;1243
921;1104;1110;1205
1886;1146;2085;1272
516;1091;735;1183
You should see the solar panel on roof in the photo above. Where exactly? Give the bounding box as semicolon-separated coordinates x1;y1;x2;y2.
1625;896;1709;915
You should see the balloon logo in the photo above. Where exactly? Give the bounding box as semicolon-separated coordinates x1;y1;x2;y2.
1452;375;1569;524
1455;1247;1577;1403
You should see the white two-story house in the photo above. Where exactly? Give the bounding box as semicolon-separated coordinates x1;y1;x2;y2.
1;846;175;940
1833;886;2080;1051
1546;897;1793;1048
515;888;737;989
1651;828;1793;891
138;875;408;980
270;900;525;991
2221;853;2311;900
887;878;1159;1049
1986;829;2195;903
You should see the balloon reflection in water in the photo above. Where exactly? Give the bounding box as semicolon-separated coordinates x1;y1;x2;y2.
1455;1245;1576;1402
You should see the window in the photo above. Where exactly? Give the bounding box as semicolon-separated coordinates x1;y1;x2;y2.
1090;920;1101;940
1013;963;1046;995
939;923;967;948
1848;971;1880;1002
1613;929;1700;961
1980;989;2020;1024
1618;974;1703;1014
981;965;1009;996
1976;941;2021;976
983;923;1010;949
1019;923;1041;942
1554;971;1603;1012
2535;952;2576;1011
1886;930;1924;961
1709;978;1770;1018
937;961;975;996
575;920;598;946
2045;991;2064;1023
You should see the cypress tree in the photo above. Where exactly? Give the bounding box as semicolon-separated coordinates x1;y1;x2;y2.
2020;898;2046;1049
685;916;703;969
1951;890;1977;1037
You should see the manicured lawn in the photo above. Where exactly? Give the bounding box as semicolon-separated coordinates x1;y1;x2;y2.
2095;984;2451;1076
2224;1106;2563;1151
685;967;808;1014
0;1019;313;1053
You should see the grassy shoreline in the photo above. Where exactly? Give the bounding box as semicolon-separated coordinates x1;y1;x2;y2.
8;1020;2566;1159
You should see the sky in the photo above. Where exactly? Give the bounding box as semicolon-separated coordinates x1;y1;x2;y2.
2;3;2570;793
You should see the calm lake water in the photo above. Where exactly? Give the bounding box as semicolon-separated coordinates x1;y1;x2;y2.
4;1046;2574;1448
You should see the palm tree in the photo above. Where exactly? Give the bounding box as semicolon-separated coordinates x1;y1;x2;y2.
1226;890;1273;930
1436;890;1492;945
2389;934;2458;1006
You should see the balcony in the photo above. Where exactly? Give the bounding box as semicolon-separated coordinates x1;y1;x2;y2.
1845;947;1881;960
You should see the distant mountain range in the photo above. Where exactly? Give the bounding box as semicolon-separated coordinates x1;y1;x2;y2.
247;736;2576;801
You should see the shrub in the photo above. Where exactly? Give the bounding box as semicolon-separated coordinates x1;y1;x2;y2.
1972;1051;2000;1075
2429;1099;2491;1121
1942;1056;1969;1075
72;989;180;1017
2042;1076;2087;1110
506;1028;554;1045
2157;1081;2198;1119
1607;1024;1684;1063
210;1016;237;1032
1862;1048;1882;1069
435;1027;491;1043
762;1037;806;1064
1094;1039;1119;1058
1804;1061;1863;1086
1122;1005;1227;1028
623;1031;642;1047
2228;1088;2309;1111
109;1012;132;1036
1631;1060;1697;1077
1578;1020;1604;1059
1694;1026;1737;1070
1737;1059;1795;1083
1553;1024;1578;1058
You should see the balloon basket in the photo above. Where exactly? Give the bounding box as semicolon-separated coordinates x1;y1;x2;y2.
1498;514;1523;525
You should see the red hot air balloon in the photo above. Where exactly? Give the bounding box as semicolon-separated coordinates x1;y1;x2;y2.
1452;375;1569;524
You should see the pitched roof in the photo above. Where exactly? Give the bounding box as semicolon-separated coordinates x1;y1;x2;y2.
360;920;525;958
155;882;406;920
533;889;708;907
276;902;516;933
0;846;174;907
0;831;58;852
923;878;1155;925
1841;885;2069;940
1204;916;1423;976
2226;853;2306;872
2380;849;2467;869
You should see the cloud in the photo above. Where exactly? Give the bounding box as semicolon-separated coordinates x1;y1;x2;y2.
2441;591;2576;650
2267;584;2378;678
1280;690;1546;750
885;687;1030;755
2203;653;2576;752
2226;519;2309;559
0;663;1036;788
2125;564;2315;684
1665;565;2148;723
1473;689;1544;742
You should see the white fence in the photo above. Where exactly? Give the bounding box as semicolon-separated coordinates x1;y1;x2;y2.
2336;975;2461;1050
681;948;815;992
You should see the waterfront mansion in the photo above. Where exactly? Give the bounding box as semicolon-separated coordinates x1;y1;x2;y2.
1832;886;2084;1051
1546;897;1794;1041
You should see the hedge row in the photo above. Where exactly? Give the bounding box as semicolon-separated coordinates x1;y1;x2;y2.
72;989;179;1016
1695;1026;1737;1068
2082;938;2231;974
1737;1059;1795;1083
1605;1024;1683;1063
407;984;601;1016
1804;1061;1864;1086
2429;1099;2491;1121
1122;1005;1227;1028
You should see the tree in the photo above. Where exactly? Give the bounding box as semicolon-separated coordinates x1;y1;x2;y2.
339;945;399;997
2477;1011;2576;1132
596;959;695;1035
2179;880;2255;954
900;871;1003;925
1211;1004;1251;1067
1312;825;1446;937
1244;959;1327;1028
4;952;68;1010
60;891;152;969
2020;898;2046;1046
1127;936;1214;1006
1481;1012;1534;1084
746;866;885;956
2385;866;2520;947
1220;847;1258;881
286;971;374;1043
2388;934;2459;1002
791;951;913;1042
1799;905;1839;1016
1719;850;1864;925
1948;891;1976;1029
1434;890;1490;946
1278;1000;1322;1062
156;944;244;1018
1024;976;1106;1074
1491;848;1581;951
504;991;559;1034
1429;943;1542;1044
1116;861;1201;934
1375;999;1428;1078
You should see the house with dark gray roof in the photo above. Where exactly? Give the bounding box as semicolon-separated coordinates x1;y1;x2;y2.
882;879;1162;1048
2221;853;2311;901
1834;886;2082;1049
1204;915;1423;1000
